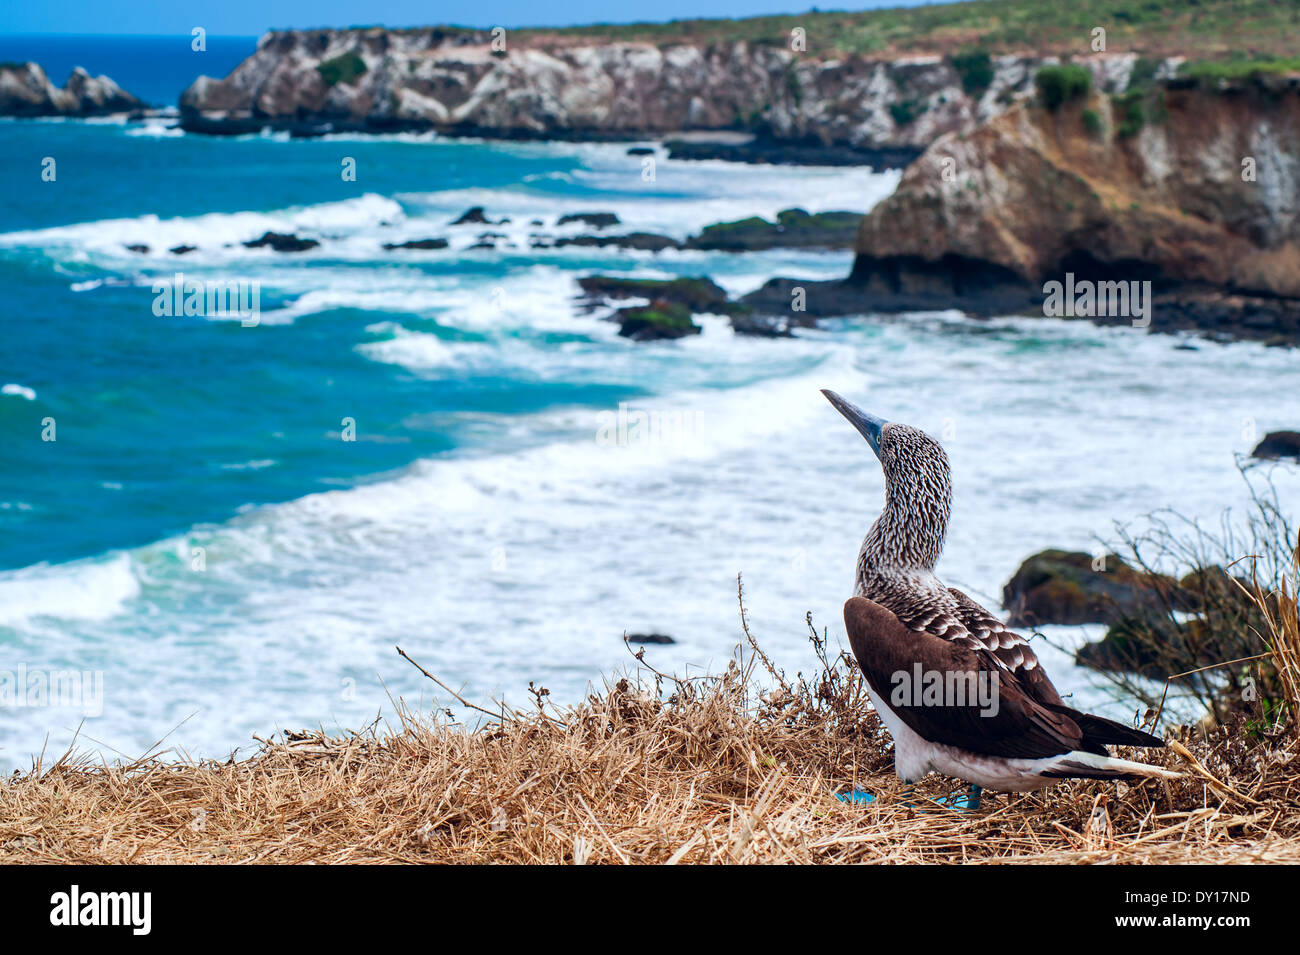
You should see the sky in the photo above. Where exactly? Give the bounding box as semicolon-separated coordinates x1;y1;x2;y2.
0;0;937;36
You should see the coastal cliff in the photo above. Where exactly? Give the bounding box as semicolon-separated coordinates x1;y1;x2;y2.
0;62;143;116
838;75;1300;342
856;78;1300;292
178;27;1140;161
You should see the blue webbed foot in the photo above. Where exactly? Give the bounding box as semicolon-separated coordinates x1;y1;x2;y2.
836;788;877;805
935;784;982;811
840;782;982;811
912;783;982;812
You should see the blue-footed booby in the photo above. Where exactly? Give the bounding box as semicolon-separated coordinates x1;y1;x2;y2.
822;390;1177;806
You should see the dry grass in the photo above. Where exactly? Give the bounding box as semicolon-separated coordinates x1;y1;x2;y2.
1081;470;1299;727
3;593;1298;865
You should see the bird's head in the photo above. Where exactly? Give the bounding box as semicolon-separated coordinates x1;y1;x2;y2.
821;389;952;569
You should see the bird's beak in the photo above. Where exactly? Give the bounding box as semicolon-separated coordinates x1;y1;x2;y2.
821;390;887;460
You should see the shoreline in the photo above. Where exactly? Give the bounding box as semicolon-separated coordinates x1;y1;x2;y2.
9;111;1298;348
177;113;920;169
4;109;914;169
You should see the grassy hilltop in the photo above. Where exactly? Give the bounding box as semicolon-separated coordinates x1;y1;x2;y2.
509;0;1300;58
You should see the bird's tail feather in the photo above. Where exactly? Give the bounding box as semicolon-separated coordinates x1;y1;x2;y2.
1038;750;1181;782
1051;707;1166;749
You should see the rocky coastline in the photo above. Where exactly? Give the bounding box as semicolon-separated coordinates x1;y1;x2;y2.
175;27;1141;156
10;28;1300;347
0;61;143;117
595;74;1300;346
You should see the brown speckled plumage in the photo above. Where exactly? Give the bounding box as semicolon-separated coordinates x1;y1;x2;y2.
852;423;1057;701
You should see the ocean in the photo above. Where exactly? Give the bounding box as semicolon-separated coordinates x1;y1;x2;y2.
0;34;258;108
1;40;1298;770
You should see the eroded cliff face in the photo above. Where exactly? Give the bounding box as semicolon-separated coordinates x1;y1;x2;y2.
0;63;143;116
853;80;1300;299
178;27;1141;152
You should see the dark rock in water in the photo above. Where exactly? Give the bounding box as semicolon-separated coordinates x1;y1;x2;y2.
1076;566;1259;678
125;244;149;254
846;253;1044;317
1252;430;1300;460
751;261;1300;345
665;134;919;170
382;237;449;250
577;275;731;313
554;232;681;252
739;277;860;322
579;274;817;339
451;206;488;225
729;312;796;338
627;632;675;644
470;232;513;250
243;231;320;252
450;206;506;225
1075;617;1173;680
1002;549;1192;628
169;244;197;255
616;300;701;341
557;212;620;229
687;208;861;252
626;146;654;156
530;219;544;226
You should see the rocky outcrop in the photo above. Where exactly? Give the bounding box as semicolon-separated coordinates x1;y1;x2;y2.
557;212;619;229
577;276;733;313
243;231;319;252
575;275;797;340
548;233;680;252
688;209;861;251
1001;549;1192;628
178;27;1142;159
616;302;702;341
626;633;675;644
450;206;507;225
664;134;921;168
0;62;143;116
846;78;1300;343
382;237;449;250
1074;565;1269;680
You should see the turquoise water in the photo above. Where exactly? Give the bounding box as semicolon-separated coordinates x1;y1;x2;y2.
0;121;636;569
2;116;1297;770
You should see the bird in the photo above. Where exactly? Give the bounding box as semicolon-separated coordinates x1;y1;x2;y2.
822;389;1178;809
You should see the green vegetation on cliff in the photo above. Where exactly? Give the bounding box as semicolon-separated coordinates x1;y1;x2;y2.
1179;56;1300;83
951;48;994;95
1035;64;1091;110
318;53;367;87
517;0;1300;59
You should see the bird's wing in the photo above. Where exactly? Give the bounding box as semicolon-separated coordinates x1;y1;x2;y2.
875;585;969;641
945;586;1065;708
843;597;1085;759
